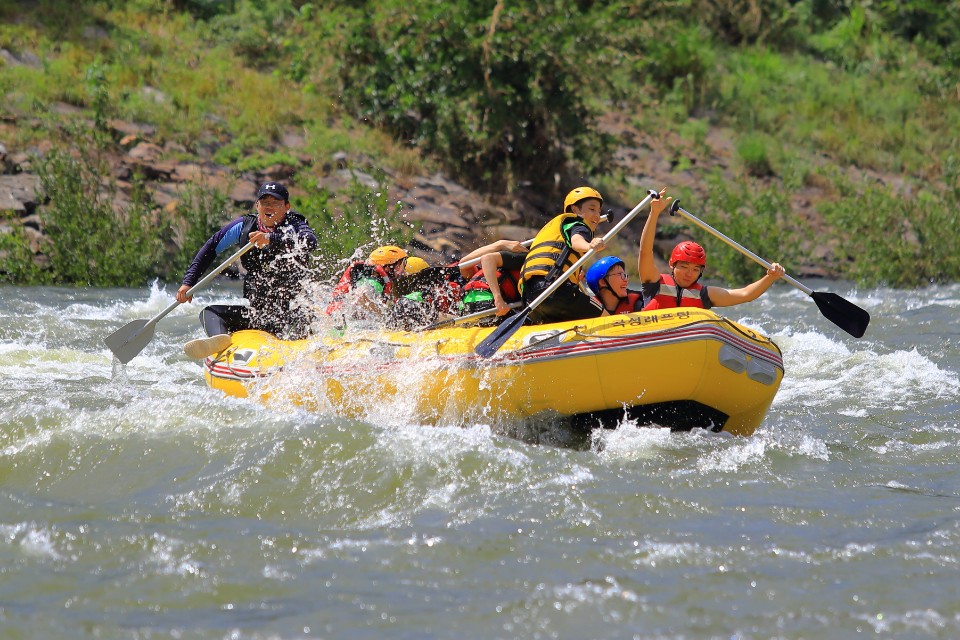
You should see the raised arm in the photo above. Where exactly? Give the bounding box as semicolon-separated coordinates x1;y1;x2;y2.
459;239;527;279
708;263;786;307
638;190;671;283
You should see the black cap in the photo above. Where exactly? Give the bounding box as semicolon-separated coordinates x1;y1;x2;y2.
256;181;289;202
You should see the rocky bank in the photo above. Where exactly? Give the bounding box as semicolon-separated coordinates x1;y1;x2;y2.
1;103;840;280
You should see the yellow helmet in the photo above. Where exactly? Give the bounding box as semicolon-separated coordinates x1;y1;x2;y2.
368;245;408;266
564;186;603;212
405;256;429;274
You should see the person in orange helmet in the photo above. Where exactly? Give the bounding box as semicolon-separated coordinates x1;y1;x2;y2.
325;245;409;318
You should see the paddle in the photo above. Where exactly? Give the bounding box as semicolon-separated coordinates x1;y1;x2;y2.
475;190;660;357
670;202;870;338
421;302;523;331
105;242;256;364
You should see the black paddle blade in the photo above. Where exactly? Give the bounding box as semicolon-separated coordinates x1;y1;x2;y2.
811;291;870;338
475;308;530;357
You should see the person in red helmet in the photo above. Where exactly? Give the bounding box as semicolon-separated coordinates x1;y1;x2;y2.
638;194;785;310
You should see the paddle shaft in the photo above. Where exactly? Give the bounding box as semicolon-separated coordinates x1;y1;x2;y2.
423;303;522;330
670;205;813;295
149;241;257;328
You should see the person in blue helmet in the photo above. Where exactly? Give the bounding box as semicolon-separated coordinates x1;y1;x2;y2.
585;256;644;315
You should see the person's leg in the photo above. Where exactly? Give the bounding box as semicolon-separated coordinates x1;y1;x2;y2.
184;305;249;359
201;305;250;336
526;280;602;324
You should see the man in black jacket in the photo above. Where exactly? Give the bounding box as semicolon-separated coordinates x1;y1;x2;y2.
178;181;318;358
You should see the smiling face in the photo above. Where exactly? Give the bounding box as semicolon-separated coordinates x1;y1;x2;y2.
572;198;603;229
671;261;704;288
603;265;629;297
256;195;290;227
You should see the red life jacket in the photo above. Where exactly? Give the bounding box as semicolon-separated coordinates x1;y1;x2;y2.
462;267;522;302
431;278;463;314
325;261;392;315
642;274;705;311
610;291;644;315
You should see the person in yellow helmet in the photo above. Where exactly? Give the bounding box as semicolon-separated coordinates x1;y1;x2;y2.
519;186;609;324
387;254;441;329
404;256;430;274
325;245;409;317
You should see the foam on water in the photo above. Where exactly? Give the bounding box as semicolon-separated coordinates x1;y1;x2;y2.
774;328;959;410
3;283;960;638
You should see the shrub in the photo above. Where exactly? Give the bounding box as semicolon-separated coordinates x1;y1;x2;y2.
818;166;960;286
0;219;46;284
334;0;613;194
735;133;774;177
36;137;166;287
693;173;805;285
165;180;241;282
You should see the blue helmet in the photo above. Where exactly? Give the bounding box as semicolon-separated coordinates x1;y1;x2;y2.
586;256;626;295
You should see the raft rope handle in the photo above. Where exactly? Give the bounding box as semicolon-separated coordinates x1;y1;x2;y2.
512;325;585;354
212;346;263;380
336;336;451;359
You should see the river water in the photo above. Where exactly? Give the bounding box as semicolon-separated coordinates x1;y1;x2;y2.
1;280;958;639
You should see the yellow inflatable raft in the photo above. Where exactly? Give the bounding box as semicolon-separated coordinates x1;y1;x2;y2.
201;308;783;436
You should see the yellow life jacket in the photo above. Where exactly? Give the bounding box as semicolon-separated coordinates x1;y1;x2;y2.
520;213;588;288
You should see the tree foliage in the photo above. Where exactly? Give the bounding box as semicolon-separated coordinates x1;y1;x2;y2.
333;0;615;193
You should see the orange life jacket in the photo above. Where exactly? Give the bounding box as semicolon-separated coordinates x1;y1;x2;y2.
642;274;705;310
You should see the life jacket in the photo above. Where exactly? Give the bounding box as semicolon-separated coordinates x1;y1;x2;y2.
609;291;644;315
462;267;522;302
433;279;463;314
642;273;705;310
324;261;392;315
521;213;587;288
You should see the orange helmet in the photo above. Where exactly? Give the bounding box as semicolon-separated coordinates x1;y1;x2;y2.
368;245;408;266
669;241;706;266
563;186;603;212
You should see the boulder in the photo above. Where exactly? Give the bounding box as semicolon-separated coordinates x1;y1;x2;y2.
0;174;41;214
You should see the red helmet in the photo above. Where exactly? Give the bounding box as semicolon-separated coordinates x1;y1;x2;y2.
669;241;706;266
